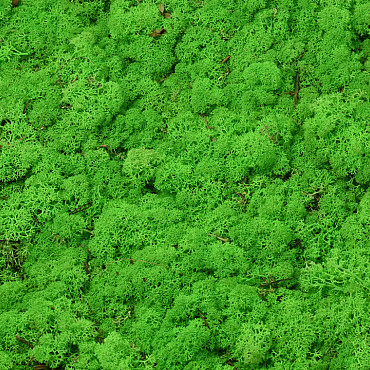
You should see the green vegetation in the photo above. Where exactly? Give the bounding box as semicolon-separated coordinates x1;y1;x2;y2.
0;0;369;368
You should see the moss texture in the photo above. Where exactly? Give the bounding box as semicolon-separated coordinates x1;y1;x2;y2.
0;0;369;368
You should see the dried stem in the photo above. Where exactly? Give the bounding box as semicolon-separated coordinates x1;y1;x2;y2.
70;76;78;85
208;233;230;243
293;69;300;110
258;278;292;288
157;75;170;83
200;114;214;129
197;307;210;329
23;100;31;114
84;262;91;278
261;123;278;143
69;201;92;215
32;213;40;224
56;77;63;88
221;55;231;64
16;335;34;349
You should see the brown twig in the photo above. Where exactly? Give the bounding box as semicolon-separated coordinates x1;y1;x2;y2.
32;213;40;224
283;68;300;110
293;69;300;110
220;352;237;368
80;244;91;255
84;261;91;278
235;192;248;206
227;360;236;368
69;201;92;215
197;308;210;329
23;99;31;114
56;60;71;74
56;77;63;88
200;114;214;129
157;75;170;83
70;76;78;85
221;55;231;64
261;123;278;143
16;335;34;349
208;233;230;243
258;278;292;288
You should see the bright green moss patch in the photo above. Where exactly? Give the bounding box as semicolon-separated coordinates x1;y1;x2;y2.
0;0;369;368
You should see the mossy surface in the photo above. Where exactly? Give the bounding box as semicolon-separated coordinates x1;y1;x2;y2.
0;0;369;368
